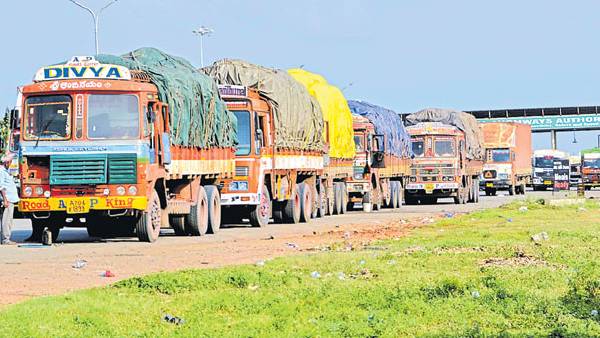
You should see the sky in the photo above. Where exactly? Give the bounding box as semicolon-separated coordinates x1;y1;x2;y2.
1;0;600;153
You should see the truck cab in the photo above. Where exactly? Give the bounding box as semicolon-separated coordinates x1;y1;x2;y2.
532;149;569;191
581;151;600;190
218;85;273;225
406;122;475;204
18;56;172;241
481;148;513;194
346;115;386;211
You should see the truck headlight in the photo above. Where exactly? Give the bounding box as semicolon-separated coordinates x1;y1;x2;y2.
116;186;126;196
498;173;509;180
24;186;32;197
128;186;138;195
34;186;44;196
229;181;249;191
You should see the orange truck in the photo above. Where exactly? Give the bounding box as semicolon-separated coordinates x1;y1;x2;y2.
347;101;412;211
479;122;532;196
405;109;484;204
16;49;236;242
205;61;327;227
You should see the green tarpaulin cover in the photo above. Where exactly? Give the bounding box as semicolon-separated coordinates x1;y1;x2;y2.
96;48;237;148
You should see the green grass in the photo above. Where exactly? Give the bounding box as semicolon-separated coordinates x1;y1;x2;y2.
1;200;600;337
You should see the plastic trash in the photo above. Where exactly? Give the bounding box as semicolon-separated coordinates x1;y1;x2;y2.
471;290;481;298
337;272;346;280
507;218;513;222
531;232;549;244
101;270;115;278
255;260;265;267
343;231;351;240
359;259;366;265
592;310;598;317
387;260;397;265
519;206;528;212
163;314;185;325
310;271;321;279
72;259;87;269
286;242;299;249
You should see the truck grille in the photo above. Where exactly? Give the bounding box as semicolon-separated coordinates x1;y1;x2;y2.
50;155;107;185
50;154;137;185
108;154;137;184
235;166;249;177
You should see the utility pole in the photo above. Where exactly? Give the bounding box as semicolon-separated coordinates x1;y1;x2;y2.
193;26;214;67
68;0;118;55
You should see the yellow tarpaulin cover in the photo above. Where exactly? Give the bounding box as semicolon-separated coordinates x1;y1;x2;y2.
288;69;355;160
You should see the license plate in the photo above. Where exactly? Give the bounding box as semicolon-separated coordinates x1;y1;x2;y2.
425;183;434;194
65;199;89;214
544;180;552;185
486;183;494;188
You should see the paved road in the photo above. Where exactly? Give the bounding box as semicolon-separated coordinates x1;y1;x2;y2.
0;189;590;307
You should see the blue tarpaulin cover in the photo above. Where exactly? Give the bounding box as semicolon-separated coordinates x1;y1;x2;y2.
348;100;412;158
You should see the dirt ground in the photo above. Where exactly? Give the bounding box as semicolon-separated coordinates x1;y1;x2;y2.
0;191;558;307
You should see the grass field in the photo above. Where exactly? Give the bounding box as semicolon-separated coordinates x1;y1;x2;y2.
1;199;599;337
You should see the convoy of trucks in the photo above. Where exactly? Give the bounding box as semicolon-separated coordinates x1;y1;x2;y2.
531;149;569;191
404;109;484;204
13;47;596;244
479;122;532;196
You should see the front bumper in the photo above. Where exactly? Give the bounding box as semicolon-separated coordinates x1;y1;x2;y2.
221;192;260;206
406;182;459;195
347;181;370;194
532;177;554;187
480;179;510;189
18;196;148;213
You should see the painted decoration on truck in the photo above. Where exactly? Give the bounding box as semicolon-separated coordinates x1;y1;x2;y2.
479;114;600;131
34;56;131;82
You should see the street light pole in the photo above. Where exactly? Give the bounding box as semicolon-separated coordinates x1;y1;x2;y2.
193;26;214;67
68;0;118;55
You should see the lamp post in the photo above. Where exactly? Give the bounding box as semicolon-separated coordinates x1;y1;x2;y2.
68;0;118;55
193;26;214;68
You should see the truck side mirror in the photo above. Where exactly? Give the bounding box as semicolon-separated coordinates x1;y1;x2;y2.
255;129;263;154
9;109;19;130
147;109;156;123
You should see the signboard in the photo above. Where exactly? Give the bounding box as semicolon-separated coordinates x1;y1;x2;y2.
553;159;570;191
218;85;247;98
479;114;600;131
34;56;131;82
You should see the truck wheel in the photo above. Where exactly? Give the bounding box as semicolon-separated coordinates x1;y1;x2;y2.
405;194;417;205
250;185;271;227
392;182;400;208
136;189;162;242
169;215;187;236
29;219;47;242
273;202;285;223
299;182;312;223
333;183;343;215
186;186;209;236
205;185;221;234
283;187;301;224
396;182;403;207
520;184;526;195
340;183;348;214
509;185;515;196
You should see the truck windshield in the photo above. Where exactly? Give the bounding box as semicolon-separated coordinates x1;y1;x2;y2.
412;140;424;157
491;148;510;162
234;111;251;156
435;139;454;157
24;95;71;140
534;157;554;168
354;135;364;152
88;94;139;139
583;159;600;169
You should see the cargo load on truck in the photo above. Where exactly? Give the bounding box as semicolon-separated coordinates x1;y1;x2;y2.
288;69;355;160
95;48;237;148
203;59;323;152
348;100;412;158
405;108;484;160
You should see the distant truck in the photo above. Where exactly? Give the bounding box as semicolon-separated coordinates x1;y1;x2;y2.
531;149;569;191
405;109;484;204
569;155;582;187
479;122;531;196
580;148;600;190
205;61;328;227
347;101;412;211
16;49;237;242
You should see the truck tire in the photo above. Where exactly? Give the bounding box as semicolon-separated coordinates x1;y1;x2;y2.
272;202;285;223
340;183;348;214
186;186;209;236
169;215;187;236
509;185;515;196
298;182;312;223
250;185;271;227
391;181;400;209
283;186;301;224
520;184;526;195
136;189;162;242
333;182;343;215
205;185;221;234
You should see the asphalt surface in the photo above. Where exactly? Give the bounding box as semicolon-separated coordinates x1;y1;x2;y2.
0;188;592;307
